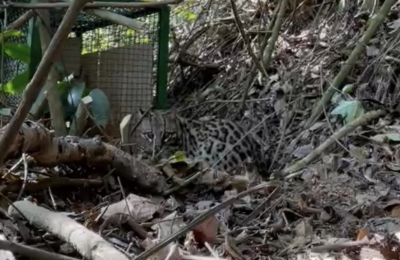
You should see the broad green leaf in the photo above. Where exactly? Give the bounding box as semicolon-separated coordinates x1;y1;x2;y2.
0;69;29;94
2;42;30;63
67;81;86;110
170;151;186;162
349;144;366;162
0;108;12;116
331;100;364;124
0;29;24;41
371;133;400;143
88;88;110;127
342;84;354;93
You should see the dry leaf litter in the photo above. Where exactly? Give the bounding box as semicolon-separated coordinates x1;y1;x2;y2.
4;1;400;260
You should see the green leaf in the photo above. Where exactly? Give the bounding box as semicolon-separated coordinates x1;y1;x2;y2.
1;29;24;40
2;42;30;63
0;108;12;116
126;29;133;36
0;69;29;94
88;88;110;127
170;151;186;162
371;133;400;143
342;84;354;94
331;100;365;124
67;81;86;110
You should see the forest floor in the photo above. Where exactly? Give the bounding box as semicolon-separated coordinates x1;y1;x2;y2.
3;1;400;260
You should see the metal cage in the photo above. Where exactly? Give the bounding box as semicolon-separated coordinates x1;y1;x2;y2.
0;1;169;130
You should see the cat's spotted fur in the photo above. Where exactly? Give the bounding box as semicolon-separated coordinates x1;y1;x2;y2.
134;109;269;177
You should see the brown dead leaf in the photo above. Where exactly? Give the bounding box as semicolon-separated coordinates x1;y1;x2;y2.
390;205;400;218
360;247;385;260
356;227;370;241
192;215;218;245
379;240;400;260
100;194;164;222
295;220;313;237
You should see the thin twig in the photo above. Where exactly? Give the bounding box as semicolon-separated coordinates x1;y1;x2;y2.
262;0;288;69
229;0;267;78
16;153;28;201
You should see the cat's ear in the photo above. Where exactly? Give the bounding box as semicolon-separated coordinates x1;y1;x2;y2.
168;107;180;121
137;108;145;118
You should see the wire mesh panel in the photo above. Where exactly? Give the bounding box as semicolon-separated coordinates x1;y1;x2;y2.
50;8;160;137
0;4;30;109
0;3;168;142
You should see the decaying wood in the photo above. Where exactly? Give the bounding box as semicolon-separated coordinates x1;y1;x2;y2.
8;200;130;260
2;121;167;194
0;0;91;167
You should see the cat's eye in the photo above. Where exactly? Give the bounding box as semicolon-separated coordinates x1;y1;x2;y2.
163;132;174;141
144;132;154;140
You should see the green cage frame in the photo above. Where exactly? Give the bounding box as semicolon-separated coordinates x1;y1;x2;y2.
6;0;170;110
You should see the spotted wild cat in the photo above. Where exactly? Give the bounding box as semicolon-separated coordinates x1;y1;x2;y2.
132;109;269;177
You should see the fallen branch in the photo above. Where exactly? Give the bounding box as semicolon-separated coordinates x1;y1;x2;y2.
2;122;167;195
0;238;79;260
0;235;15;260
282;109;387;176
8;200;130;260
1;0;183;9
305;0;398;128
0;177;102;194
0;0;91;167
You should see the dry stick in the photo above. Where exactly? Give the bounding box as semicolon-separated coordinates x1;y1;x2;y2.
37;0;68;136
0;239;80;260
6;10;35;30
1;0;182;8
311;239;370;253
8;200;130;260
0;0;91;168
239;0;288;112
282;109;387;176
229;0;267;78
241;185;279;225
305;0;397;128
133;182;281;260
258;3;279;59
262;0;288;68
